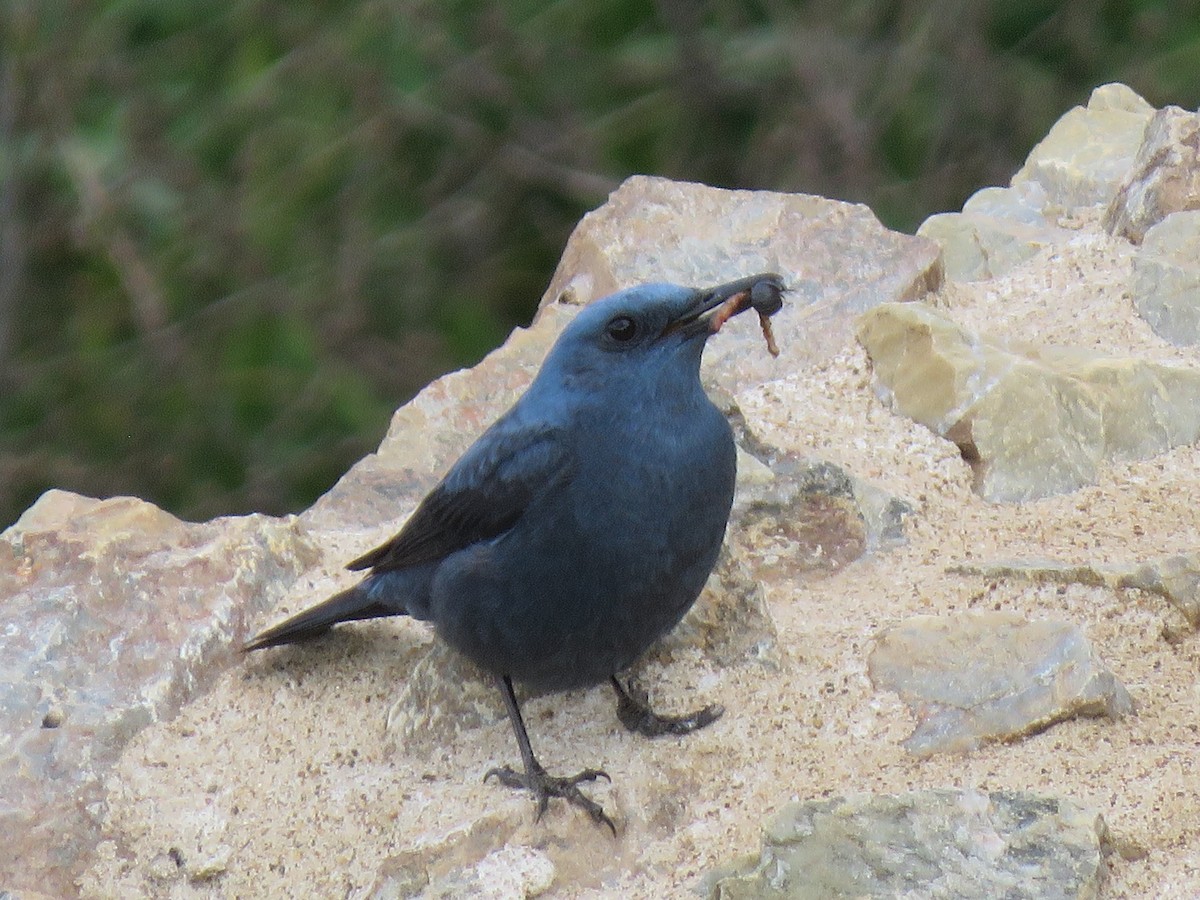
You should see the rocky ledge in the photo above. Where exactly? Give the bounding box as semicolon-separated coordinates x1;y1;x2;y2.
3;84;1199;898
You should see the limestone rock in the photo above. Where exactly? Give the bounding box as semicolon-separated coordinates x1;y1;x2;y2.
858;301;1200;500
951;554;1200;628
705;790;1109;899
1130;209;1200;345
1012;82;1154;217
868;612;1131;757
918;182;1072;281
1105;106;1200;244
541;174;943;390
919;84;1155;281
0;490;319;896
731;454;911;579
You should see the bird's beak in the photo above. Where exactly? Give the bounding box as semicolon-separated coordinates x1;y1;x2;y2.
666;273;786;340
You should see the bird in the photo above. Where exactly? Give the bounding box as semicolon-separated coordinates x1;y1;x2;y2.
244;273;786;832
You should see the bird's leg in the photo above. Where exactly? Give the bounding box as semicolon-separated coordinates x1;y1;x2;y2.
611;676;724;738
484;675;616;834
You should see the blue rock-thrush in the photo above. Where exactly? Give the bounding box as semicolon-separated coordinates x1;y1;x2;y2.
245;273;785;830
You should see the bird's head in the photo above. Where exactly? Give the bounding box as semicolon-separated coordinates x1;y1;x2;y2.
536;275;784;395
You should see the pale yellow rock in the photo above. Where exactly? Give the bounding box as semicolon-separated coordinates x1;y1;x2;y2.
858;301;1200;501
1013;82;1155;216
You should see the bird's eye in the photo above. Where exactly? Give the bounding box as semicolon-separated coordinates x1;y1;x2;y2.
606;316;638;342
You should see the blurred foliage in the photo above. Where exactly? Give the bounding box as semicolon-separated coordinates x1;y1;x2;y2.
1;0;1199;525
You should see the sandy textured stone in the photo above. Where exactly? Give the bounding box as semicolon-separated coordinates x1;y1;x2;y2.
731;454;911;579
0;491;318;897
45;88;1200;899
918;182;1072;281
858;301;1200;500
705;790;1109;899
917;84;1159;282
542;174;943;388
1012;82;1154;217
868;612;1132;756
951;553;1200;628
1105;106;1200;244
1130;209;1200;345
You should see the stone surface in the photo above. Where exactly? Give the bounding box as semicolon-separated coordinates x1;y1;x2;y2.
920;83;1155;281
1011;82;1154;217
951;554;1200;628
868;612;1132;756
1105;106;1200;244
857;300;1200;501
10;86;1200;898
918;181;1072;281
1130;209;1200;346
541;174;943;387
0;491;318;897
704;790;1109;899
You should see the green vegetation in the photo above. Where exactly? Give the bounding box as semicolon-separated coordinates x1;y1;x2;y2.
2;1;1197;525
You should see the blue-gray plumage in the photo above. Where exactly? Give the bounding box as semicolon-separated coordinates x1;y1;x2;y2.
245;273;785;830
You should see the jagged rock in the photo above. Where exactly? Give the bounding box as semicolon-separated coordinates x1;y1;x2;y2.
918;181;1073;281
731;454;911;578
1130;210;1200;345
1011;82;1154;217
950;554;1200;627
1105;106;1200;244
919;83;1155;281
0;490;319;896
868;612;1132;757
857;301;1200;500
542;174;943;389
704;790;1110;899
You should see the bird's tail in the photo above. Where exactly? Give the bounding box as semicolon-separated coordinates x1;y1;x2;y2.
242;583;395;651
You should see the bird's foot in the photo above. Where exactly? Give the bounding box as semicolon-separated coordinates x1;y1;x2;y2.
485;762;615;834
613;678;724;738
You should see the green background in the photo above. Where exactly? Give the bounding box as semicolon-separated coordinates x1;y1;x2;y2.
2;1;1197;527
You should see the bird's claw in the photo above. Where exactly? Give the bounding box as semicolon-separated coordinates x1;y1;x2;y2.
484;764;615;834
614;680;724;737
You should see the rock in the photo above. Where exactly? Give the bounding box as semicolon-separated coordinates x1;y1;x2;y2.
367;814;554;899
0;490;319;896
541;174;943;389
918;181;1072;281
918;84;1156;281
1011;82;1154;217
868;612;1132;757
950;554;1200;628
857;301;1200;500
385;643;505;756
731;454;911;578
704;790;1110;899
1130;209;1200;345
372;844;555;900
1105;106;1200;244
647;545;779;670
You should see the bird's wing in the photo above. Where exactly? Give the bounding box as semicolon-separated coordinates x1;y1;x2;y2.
346;413;574;573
